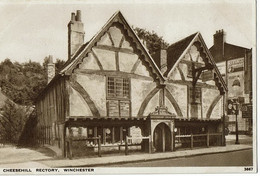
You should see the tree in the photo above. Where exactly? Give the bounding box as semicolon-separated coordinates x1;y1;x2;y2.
0;99;30;144
134;27;169;55
0;57;66;106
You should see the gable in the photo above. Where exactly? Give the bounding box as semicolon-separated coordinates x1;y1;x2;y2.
61;11;164;83
165;33;197;77
167;33;227;94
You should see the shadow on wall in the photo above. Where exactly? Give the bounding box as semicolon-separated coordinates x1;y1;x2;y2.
17;109;38;147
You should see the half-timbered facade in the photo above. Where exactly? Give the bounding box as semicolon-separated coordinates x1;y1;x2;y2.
35;10;227;157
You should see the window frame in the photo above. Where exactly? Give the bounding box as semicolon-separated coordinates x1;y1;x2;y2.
106;77;130;100
106;76;131;117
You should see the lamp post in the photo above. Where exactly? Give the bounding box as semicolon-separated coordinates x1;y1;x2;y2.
234;100;240;144
232;78;240;145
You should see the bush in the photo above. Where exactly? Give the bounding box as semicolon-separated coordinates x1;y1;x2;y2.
0;99;31;144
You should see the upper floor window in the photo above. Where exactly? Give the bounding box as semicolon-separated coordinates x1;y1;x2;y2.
107;77;130;99
107;77;131;117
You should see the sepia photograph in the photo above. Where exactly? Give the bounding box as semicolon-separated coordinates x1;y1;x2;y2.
0;0;256;174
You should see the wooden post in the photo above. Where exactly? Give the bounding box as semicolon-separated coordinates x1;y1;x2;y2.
149;135;152;153
207;132;210;147
44;126;46;144
48;126;50;144
120;127;123;144
111;127;115;144
191;134;193;149
86;127;88;138
94;127;97;145
98;135;101;157
127;127;131;137
173;130;176;151
103;128;106;144
69;138;73;159
125;136;128;155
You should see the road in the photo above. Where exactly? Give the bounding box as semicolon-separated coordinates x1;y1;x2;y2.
107;149;253;167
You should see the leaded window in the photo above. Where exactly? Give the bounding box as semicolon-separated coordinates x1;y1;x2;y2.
107;77;129;99
107;77;131;117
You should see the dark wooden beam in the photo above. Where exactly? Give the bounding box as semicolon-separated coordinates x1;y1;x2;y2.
120;126;123;144
94;45;134;55
115;52;120;71
107;31;115;46
68;80;101;117
131;59;141;73
165;88;183;117
137;87;160;116
192;63;214;86
74;69;153;81
177;65;185;81
91;49;104;70
206;95;222;119
111;127;115;144
103;127;106;144
167;80;218;90
94;127;97;145
119;36;125;48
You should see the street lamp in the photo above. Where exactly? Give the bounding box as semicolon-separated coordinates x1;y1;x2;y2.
232;78;240;145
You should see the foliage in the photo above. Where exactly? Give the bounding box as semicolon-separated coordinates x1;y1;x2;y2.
18;109;38;147
0;99;31;144
0;58;65;105
0;59;47;105
134;27;169;55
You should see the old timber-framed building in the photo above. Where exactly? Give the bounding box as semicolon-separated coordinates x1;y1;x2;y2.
35;10;227;157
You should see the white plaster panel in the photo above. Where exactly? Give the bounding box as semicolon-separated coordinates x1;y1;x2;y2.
204;80;216;85
201;88;220;119
211;96;222;119
121;39;133;51
119;52;138;72
144;92;159;116
166;84;187;118
69;87;92;116
131;78;156;116
178;63;192;82
134;61;150;77
109;26;123;47
168;67;182;81
92;48;116;70
97;33;113;46
165;97;177;115
79;53;100;70
76;74;106;116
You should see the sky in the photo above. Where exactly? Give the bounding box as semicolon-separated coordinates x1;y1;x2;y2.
0;0;255;64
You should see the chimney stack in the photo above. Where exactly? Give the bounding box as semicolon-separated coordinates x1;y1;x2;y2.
47;55;55;83
213;29;225;58
68;10;84;60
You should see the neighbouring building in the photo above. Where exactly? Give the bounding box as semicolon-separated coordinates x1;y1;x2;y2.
209;29;252;134
35;10;227;157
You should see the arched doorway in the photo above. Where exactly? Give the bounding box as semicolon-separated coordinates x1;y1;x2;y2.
153;123;171;152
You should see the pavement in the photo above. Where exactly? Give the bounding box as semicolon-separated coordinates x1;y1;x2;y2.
0;135;253;168
39;144;252;167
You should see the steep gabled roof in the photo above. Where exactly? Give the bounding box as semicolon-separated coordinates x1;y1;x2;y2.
166;32;227;92
59;11;165;83
165;32;198;77
224;42;250;60
209;41;250;63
